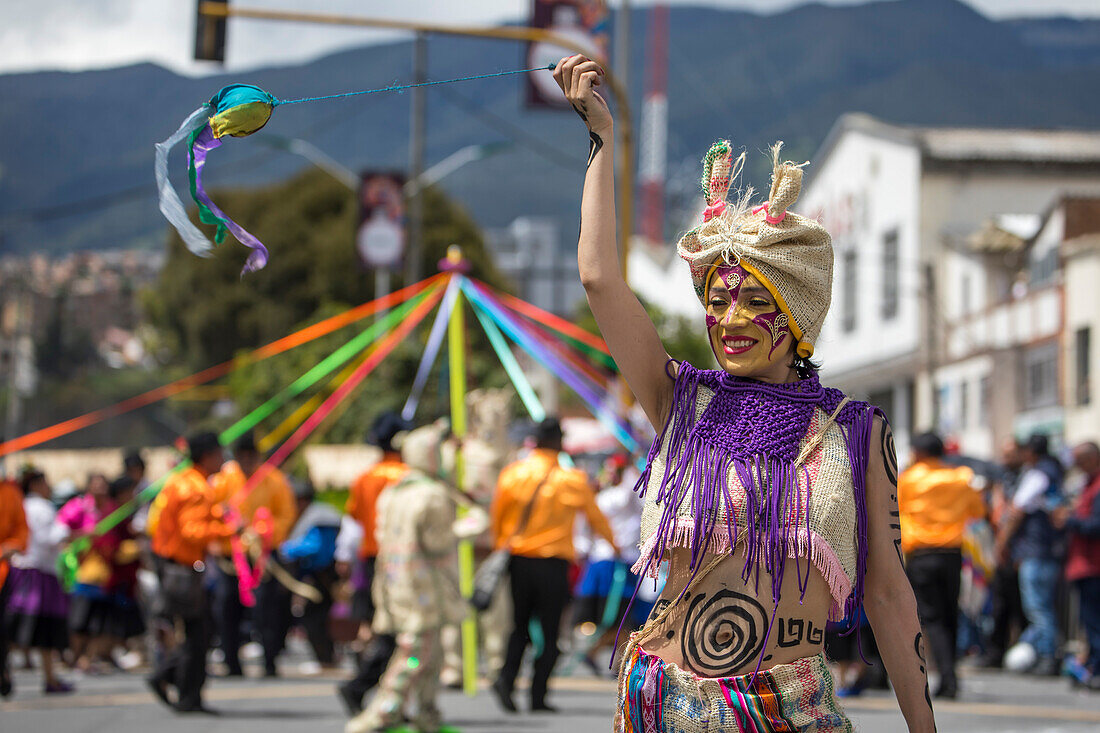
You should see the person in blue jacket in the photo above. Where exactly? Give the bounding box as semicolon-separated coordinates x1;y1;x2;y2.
279;479;343;668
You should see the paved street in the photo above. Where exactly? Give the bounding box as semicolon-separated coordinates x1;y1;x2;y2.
5;651;1100;733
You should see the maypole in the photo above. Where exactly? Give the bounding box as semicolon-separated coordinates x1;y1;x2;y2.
442;246;478;696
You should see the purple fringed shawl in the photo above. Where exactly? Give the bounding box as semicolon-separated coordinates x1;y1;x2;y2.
633;360;879;636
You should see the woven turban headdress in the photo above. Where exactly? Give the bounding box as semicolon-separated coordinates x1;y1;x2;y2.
677;140;833;358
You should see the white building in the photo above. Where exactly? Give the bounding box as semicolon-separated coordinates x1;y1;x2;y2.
800;114;1100;459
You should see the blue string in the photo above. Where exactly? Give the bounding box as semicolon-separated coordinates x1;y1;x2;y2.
275;63;555;107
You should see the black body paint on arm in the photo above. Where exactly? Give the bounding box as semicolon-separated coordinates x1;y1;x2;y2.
882;421;904;567
915;631;934;717
587;131;604;169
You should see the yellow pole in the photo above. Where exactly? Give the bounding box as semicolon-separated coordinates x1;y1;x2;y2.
198;2;634;278
444;247;478;697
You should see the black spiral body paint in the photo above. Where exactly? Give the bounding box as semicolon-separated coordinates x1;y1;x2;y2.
680;590;768;676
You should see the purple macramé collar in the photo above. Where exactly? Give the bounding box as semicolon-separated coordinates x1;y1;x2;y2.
630;360;878;673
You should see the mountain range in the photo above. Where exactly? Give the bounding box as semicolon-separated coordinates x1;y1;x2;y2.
1;0;1099;257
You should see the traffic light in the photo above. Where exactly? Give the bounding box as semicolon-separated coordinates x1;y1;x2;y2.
194;0;228;62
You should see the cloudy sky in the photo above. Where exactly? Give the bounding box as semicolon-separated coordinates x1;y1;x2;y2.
4;0;1099;76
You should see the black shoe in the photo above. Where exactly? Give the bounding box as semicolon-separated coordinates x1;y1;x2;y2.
264;666;279;678
336;683;363;716
1032;657;1060;677
530;700;558;713
933;683;957;700
146;676;171;708
175;703;219;715
491;679;517;713
0;669;12;699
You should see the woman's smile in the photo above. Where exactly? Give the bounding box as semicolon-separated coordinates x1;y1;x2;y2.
721;334;759;355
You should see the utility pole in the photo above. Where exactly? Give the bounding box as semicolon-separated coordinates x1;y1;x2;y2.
640;4;668;247
614;0;631;258
405;33;427;286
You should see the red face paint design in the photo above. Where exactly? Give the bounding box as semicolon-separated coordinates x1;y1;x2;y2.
752;309;791;358
716;265;744;305
706;314;718;328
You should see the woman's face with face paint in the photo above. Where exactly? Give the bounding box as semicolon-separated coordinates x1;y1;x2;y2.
705;264;797;382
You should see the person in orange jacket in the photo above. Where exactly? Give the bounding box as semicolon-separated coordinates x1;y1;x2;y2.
897;431;985;699
490;418;619;713
147;431;235;714
0;475;29;698
210;433;296;677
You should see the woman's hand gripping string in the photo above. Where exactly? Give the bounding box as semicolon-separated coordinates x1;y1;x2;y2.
552;54;612;167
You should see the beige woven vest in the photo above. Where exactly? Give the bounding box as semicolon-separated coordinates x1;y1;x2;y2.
633;381;858;619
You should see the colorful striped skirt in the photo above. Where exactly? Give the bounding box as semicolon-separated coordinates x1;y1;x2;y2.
617;645;852;733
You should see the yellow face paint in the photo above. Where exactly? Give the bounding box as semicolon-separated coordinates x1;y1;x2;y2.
705;269;796;381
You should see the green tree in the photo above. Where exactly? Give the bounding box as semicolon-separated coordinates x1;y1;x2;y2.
143;167;507;369
143;168;514;450
572;297;715;371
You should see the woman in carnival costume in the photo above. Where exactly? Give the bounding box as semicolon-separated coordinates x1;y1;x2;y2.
552;56;935;732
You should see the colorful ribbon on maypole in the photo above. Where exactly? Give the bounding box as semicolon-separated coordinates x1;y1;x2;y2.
469;300;547;422
56;284;439;588
401;276;462;422
1;274;444;459
461;278;638;452
234;282;446;507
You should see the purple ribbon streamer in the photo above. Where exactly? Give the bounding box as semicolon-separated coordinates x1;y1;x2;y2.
400;277;460;421
191;126;270;274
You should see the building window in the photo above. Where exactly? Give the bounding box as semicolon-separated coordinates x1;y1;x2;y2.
1023;343;1059;410
1029;246;1058;288
843;250;857;333
1077;327;1091;406
960;380;970;429
979;376;991;427
882;228;899;320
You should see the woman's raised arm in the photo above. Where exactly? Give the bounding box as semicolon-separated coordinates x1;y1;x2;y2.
553;55;675;430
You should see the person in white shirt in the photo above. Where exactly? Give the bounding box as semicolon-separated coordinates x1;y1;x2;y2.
572;454;650;673
5;470;74;693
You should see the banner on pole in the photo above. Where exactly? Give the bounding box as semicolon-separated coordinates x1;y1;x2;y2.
525;0;610;109
356;171;407;270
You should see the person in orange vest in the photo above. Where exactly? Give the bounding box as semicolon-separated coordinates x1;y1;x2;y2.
146;432;235;713
210;433;296;677
490;418;619;713
897;431;985;699
336;412;409;716
0;474;29;698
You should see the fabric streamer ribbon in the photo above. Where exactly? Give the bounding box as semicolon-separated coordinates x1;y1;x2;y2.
401;276;461;421
56;284;441;587
1;274;444;458
461;278;638;452
155;66;552;273
236;287;445;503
155;106;217;257
156;84;278;274
468;298;547;422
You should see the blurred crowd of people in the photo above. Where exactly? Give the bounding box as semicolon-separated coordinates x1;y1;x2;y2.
831;431;1100;699
0;413;659;732
5;411;1095;727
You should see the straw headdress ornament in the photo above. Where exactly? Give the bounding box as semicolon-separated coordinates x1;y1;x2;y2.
677;141;833;358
